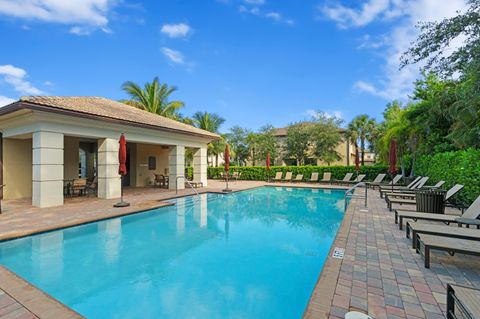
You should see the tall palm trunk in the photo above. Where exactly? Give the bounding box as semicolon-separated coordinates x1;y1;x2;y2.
360;138;365;166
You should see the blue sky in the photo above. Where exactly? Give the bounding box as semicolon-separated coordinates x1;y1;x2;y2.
0;0;467;132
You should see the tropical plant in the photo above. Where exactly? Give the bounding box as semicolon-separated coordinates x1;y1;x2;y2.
121;77;185;119
346;115;377;166
192;111;225;133
191;111;226;167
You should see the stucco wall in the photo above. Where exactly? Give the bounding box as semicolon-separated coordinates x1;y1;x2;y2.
316;140;350;166
4;138;32;199
134;143;169;187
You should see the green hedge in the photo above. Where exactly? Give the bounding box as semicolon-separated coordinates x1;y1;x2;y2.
415;148;480;205
207;165;389;182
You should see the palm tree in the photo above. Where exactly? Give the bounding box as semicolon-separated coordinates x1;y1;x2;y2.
192;112;225;133
121;77;184;119
192;112;226;166
347;115;377;165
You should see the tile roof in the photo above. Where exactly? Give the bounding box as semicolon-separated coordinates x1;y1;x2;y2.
11;96;219;139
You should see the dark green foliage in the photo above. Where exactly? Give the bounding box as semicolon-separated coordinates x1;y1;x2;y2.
415;149;480;205
401;0;480;76
207;165;388;182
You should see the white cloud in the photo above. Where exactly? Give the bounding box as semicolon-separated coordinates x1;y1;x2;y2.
160;23;192;39
0;96;15;107
243;0;265;5
321;0;468;100
160;47;185;65
0;0;116;34
320;0;390;28
0;64;43;95
265;12;294;25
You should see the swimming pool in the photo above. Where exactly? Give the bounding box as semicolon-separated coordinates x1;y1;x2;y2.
0;186;345;318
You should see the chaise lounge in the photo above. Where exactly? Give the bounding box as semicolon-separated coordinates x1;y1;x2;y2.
395;194;480;230
416;234;480;268
386;183;463;211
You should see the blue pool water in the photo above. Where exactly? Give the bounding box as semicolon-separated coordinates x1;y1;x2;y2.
0;186;345;318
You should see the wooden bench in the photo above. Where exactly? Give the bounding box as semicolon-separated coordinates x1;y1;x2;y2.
447;283;480;319
406;221;480;249
416;234;480;268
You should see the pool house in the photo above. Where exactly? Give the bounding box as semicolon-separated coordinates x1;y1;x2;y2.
0;96;219;208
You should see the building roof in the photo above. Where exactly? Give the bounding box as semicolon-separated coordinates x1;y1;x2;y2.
273;124;346;137
1;96;220;140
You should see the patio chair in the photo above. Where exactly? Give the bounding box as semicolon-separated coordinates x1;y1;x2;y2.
292;174;303;182
446;284;480;319
283;172;293;182
308;172;319;182
231;172;240;181
406;220;480;249
384;180;445;200
379;176;424;198
154;174;168;188
320;172;332;183
333;172;353;185
86;176;98;196
416;234;480;268
394;194;480;230
273;172;283;182
71;178;87;197
386;183;463;211
343;174;366;185
366;173;386;189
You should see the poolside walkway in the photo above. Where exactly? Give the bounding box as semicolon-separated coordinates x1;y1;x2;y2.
0;180;478;318
305;188;478;319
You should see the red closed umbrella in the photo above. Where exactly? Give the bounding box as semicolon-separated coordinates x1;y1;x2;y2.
114;133;129;207
118;134;127;176
224;144;230;172
355;147;360;171
223;144;232;192
388;139;397;174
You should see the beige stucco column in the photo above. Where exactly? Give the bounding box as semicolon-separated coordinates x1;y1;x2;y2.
169;145;185;190
32;131;64;207
97;138;121;199
193;147;208;187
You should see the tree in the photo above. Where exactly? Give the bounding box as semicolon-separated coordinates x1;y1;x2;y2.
347;115;377;166
283;123;313;166
225;126;250;166
191;112;226;167
256;125;278;165
121;77;184;119
400;0;480;76
309;112;343;165
246;132;261;166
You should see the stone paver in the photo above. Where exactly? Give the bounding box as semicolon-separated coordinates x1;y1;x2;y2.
306;186;479;319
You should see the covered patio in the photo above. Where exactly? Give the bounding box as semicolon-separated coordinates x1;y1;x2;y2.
0;96;217;208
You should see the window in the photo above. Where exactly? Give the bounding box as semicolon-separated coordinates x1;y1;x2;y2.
148;156;156;170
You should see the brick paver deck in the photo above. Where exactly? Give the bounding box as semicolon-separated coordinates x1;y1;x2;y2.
0;181;478;318
305;187;479;319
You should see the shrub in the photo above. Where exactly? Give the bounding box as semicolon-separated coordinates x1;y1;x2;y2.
415;148;480;205
207;165;389;182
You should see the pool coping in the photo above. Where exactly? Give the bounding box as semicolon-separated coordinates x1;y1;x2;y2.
0;183;350;318
303;191;357;319
0;265;84;318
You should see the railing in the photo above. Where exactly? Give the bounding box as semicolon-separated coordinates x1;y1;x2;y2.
344;182;368;211
176;175;200;197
